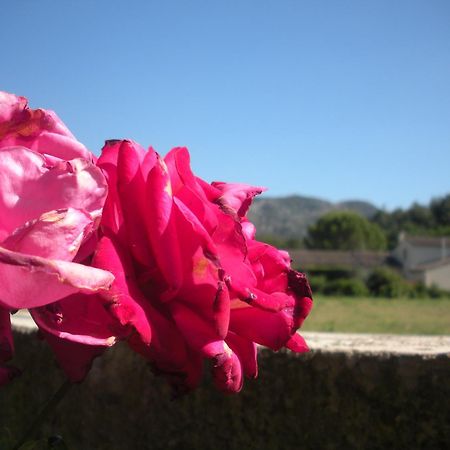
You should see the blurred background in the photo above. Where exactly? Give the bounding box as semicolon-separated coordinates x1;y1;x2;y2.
2;0;450;335
2;0;449;335
2;2;450;449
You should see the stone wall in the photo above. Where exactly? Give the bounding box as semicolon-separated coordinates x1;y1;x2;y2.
1;329;449;449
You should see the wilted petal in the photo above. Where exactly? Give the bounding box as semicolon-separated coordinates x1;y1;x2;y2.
203;340;243;393
0;148;107;239
0;246;114;309
212;181;265;218
0;92;92;160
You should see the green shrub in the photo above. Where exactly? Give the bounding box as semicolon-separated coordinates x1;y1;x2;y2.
323;278;369;297
366;267;409;298
308;275;327;293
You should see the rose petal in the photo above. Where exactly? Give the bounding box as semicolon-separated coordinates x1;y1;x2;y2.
0;92;92;160
212;181;266;218
0;246;114;309
0;148;107;239
31;293;117;346
2;208;93;261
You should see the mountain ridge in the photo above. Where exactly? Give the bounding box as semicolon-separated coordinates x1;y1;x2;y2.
248;194;378;239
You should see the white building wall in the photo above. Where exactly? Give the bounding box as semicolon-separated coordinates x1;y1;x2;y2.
425;265;450;290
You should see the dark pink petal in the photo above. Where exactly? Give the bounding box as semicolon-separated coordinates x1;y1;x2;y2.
203;340;243;393
285;333;309;353
287;270;313;328
0;246;114;309
226;332;258;379
116;141;155;267
97;141;123;235
165;148;219;233
93;236;152;345
171;303;222;355
0;307;13;362
144;155;183;300
31;293;117;346
212;181;265;218
213;280;230;339
230;307;293;351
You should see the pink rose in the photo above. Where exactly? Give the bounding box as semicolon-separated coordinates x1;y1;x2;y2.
0;92;114;384
93;140;312;393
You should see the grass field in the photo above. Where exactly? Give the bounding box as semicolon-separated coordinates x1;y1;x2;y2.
302;296;450;335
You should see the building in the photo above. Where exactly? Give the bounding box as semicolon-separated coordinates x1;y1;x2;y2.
392;234;450;290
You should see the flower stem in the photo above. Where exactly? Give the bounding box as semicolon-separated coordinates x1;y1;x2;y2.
12;379;72;450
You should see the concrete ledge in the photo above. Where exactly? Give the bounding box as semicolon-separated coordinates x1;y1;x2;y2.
11;310;450;356
1;315;449;449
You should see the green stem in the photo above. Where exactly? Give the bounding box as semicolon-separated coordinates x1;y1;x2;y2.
12;379;72;450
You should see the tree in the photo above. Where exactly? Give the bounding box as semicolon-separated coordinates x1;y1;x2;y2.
304;211;387;251
431;194;450;226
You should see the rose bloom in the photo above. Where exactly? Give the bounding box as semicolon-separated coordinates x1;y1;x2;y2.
0;92;113;386
87;140;313;393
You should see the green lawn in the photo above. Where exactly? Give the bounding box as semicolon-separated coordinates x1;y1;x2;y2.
302;296;450;335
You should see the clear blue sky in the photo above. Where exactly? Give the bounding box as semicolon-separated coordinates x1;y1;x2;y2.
2;0;449;210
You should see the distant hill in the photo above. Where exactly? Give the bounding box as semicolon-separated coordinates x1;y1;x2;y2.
248;195;378;239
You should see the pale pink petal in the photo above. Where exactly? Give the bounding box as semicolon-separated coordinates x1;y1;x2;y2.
2;208;93;261
0;92;92;160
0;91;27;122
0;246;114;309
0;148;107;239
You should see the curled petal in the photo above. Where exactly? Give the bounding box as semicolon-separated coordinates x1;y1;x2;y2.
285;333;309;353
3;208;93;261
0;246;114;309
31;293;117;346
0;92;92;160
93;236;152;345
230;306;294;351
226;332;258;379
212;181;266;218
204;340;243;393
0;148;107;239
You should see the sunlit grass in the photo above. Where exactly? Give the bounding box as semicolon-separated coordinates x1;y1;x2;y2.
302;296;450;335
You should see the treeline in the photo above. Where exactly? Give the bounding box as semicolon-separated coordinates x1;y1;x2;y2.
372;194;450;248
257;194;450;251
